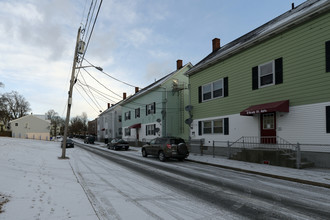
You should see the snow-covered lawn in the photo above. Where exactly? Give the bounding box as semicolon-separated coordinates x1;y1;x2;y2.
0;137;97;220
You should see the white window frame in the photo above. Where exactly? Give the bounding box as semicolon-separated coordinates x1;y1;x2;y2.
146;103;155;115
258;60;275;88
135;108;140;118
202;119;224;135
124;111;131;121
124;128;131;136
146;124;155;136
202;79;223;102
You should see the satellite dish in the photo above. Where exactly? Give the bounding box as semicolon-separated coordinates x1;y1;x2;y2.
185;105;193;112
156;118;161;123
155;128;160;133
185;118;193;125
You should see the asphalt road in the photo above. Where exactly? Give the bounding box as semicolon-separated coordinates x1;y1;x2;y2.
73;142;330;220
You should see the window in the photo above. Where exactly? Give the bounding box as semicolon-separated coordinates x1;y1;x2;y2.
146;103;156;115
213;119;223;133
124;128;131;136
259;61;275;87
146;124;156;136
263;113;275;129
203;121;212;134
118;128;122;136
199;118;228;135
199;78;228;103
124;111;131;121
202;79;223;101
118;115;122;122
252;58;283;90
15;123;18;126
135;108;140;118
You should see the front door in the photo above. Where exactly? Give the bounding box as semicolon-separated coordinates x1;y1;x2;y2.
260;112;276;144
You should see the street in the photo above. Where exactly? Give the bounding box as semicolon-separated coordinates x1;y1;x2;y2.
72;143;330;220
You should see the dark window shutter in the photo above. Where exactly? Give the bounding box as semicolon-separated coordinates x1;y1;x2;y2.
154;124;156;135
198;121;202;135
326;106;330;133
224;118;229;135
223;77;228;97
198;86;202;103
146;125;148;136
146;105;148;116
252;66;258;90
326;41;330;72
153;102;156;114
275;57;283;85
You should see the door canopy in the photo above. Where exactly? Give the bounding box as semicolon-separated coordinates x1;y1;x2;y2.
240;100;289;116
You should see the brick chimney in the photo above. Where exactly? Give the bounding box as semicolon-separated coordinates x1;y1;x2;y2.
107;103;110;109
177;59;183;70
135;87;139;93
123;92;127;100
212;38;220;52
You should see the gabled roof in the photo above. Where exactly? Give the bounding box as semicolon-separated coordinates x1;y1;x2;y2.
9;114;50;124
121;62;193;105
98;99;124;117
186;0;330;76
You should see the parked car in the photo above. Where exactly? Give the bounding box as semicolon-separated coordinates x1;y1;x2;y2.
107;138;129;150
61;138;74;148
141;137;189;162
84;135;95;144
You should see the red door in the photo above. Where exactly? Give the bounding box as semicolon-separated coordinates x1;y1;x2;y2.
260;112;276;144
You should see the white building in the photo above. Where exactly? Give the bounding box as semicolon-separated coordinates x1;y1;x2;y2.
10;114;51;141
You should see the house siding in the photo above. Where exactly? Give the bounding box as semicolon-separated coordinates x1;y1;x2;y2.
190;12;330;120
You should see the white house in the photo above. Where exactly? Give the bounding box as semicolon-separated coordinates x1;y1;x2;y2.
10;114;51;141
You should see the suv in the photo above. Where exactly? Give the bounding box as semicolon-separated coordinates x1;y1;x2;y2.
141;137;189;161
84;135;95;144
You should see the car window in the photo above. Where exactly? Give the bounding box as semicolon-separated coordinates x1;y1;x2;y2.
150;139;156;145
170;138;185;144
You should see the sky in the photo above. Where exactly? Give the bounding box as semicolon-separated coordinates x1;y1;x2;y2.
0;0;307;120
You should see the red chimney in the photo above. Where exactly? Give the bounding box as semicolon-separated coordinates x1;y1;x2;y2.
123;92;127;100
107;103;110;109
135;87;139;93
212;38;220;52
177;59;183;70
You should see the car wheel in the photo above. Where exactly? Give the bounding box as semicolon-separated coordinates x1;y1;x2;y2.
125;146;129;151
158;151;166;162
142;148;148;157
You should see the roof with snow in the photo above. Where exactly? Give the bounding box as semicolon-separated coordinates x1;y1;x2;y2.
186;0;330;76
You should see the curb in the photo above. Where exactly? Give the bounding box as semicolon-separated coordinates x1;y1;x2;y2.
186;159;330;189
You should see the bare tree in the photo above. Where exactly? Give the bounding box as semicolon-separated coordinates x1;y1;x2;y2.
69;112;88;136
46;109;64;137
0;91;31;127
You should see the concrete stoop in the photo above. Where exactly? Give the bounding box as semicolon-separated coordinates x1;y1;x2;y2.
231;149;314;169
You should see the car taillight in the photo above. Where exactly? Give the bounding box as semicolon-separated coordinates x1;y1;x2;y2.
166;144;172;149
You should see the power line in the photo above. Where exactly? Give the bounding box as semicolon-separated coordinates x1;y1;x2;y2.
84;58;139;88
79;70;103;110
75;85;100;114
81;67;123;98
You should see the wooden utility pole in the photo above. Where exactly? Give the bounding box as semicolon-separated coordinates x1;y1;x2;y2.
61;27;81;159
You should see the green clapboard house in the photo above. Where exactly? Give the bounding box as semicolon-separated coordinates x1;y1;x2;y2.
121;60;193;145
185;0;330;166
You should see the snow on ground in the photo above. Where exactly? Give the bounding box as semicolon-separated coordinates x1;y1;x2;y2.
1;137;330;220
0;137;97;220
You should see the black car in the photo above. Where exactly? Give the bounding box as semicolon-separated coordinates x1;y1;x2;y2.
84;135;95;144
61;139;74;148
107;138;129;150
142;137;189;161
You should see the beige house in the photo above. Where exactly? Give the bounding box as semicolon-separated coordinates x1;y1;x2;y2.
10;114;51;141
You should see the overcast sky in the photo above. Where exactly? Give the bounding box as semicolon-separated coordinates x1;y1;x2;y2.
0;0;306;120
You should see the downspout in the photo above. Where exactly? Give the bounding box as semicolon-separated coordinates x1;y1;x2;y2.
161;87;167;137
